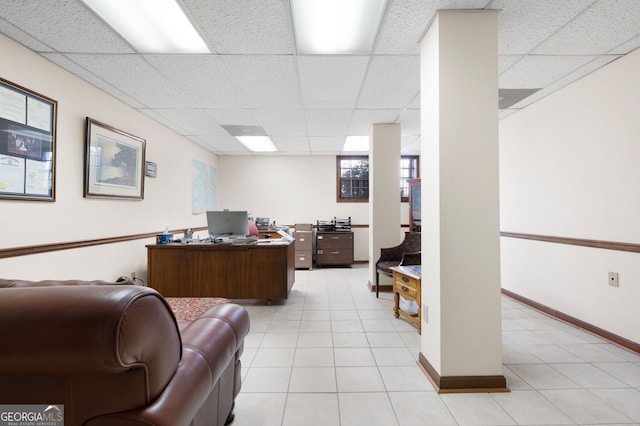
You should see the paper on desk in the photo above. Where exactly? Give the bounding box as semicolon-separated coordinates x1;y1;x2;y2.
277;229;295;241
256;238;289;244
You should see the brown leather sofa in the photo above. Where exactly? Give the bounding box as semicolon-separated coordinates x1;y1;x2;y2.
0;278;250;426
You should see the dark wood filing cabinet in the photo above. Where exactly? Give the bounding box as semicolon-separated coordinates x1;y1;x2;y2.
315;231;354;267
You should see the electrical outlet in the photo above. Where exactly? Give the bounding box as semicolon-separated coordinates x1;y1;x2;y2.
608;272;619;287
422;304;428;323
131;271;136;280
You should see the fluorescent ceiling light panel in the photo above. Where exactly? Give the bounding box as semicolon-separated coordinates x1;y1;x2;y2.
291;0;387;54
81;0;209;53
343;136;369;151
236;136;278;152
221;125;277;152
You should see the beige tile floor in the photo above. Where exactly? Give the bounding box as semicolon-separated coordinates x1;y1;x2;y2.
234;265;640;426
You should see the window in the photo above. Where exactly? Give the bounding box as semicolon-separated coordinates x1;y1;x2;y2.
337;155;419;202
400;156;419;202
337;156;369;202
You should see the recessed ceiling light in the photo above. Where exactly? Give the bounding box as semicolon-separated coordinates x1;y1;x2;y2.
236;136;278;152
291;0;387;54
343;136;369;151
80;0;210;53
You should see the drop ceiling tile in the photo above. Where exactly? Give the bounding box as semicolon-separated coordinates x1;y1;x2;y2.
401;135;421;154
183;0;294;54
407;93;421;109
396;109;420;136
311;151;340;156
309;137;344;152
139;109;177;128
298;56;370;108
493;0;594;54
533;0;640;55
152;109;227;135
42;53;144;108
357;55;420;109
347;109;403;135
610;34;640;54
145;55;249;109
374;0;489;54
0;18;53;52
271;136;310;152
499;55;597;89
220;55;302;109
254;110;308;136
282;151;312;156
305;110;352;136
206;109;261;127
499;55;524;74
66;54;196;108
509;55;621;109
374;0;434;55
0;0;134;53
191;134;248;153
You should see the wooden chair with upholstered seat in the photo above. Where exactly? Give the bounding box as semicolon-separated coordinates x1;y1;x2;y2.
375;232;421;298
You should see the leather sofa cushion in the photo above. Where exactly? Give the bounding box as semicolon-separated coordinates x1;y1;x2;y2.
0;285;181;405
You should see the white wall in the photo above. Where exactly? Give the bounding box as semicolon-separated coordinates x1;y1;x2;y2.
500;48;640;344
217;155;411;263
0;35;217;282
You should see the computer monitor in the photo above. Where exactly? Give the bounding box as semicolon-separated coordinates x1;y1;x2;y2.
206;210;249;238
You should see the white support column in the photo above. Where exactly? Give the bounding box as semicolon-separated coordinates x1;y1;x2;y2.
368;123;401;292
419;10;506;392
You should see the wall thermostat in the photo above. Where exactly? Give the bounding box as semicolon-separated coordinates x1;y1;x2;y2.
145;161;157;178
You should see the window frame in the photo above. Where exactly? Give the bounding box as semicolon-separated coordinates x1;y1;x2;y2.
336;156;370;202
400;156;420;202
336;155;420;203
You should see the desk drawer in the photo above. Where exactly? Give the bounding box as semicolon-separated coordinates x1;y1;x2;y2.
316;235;352;249
295;251;312;269
395;282;417;298
294;233;312;251
316;249;353;264
395;275;418;298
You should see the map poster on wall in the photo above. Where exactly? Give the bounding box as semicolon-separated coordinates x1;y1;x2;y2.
192;159;217;214
0;77;56;201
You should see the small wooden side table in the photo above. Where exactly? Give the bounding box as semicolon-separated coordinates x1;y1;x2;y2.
391;265;421;333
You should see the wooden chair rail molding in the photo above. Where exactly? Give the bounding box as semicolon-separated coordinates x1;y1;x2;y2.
3;229;638;260
0;227;210;259
0;224;372;259
500;232;640;253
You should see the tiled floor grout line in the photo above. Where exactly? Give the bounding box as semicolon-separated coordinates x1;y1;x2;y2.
234;266;640;425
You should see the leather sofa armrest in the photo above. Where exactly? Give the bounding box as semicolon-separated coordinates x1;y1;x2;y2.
86;303;250;426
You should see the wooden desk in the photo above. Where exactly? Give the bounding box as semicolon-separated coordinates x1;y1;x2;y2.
391;265;421;333
147;241;295;303
258;230;278;239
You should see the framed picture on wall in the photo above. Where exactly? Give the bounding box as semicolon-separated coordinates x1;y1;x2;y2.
0;77;57;201
84;117;145;200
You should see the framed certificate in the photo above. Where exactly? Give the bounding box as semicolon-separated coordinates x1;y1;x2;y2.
0;77;57;201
